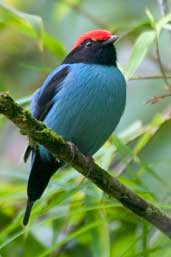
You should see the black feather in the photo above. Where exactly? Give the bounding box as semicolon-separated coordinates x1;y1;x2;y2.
23;150;63;225
23;66;69;224
23;199;34;225
23;37;119;225
35;66;69;121
24;146;32;163
63;39;117;66
27;151;63;201
24;66;69;163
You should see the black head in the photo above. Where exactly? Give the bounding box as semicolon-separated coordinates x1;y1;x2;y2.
63;30;118;66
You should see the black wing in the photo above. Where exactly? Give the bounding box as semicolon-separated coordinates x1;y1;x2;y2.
32;66;69;121
24;65;69;162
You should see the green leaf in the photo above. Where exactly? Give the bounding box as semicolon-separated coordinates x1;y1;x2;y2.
133;114;164;155
38;221;100;257
0;2;44;48
54;0;81;22
0;3;66;58
156;13;171;37
43;33;66;58
92;212;110;257
146;10;171;37
125;30;155;80
146;9;155;27
163;23;171;31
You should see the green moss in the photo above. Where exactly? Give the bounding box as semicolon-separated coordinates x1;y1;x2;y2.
0;92;171;238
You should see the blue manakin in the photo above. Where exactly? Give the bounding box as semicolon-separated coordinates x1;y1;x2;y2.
23;29;126;225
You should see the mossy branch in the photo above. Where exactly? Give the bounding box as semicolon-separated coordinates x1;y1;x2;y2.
0;92;171;238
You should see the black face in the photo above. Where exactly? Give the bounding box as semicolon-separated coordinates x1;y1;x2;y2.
63;39;117;66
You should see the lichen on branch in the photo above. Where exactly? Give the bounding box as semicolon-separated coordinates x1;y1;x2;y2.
0;92;171;239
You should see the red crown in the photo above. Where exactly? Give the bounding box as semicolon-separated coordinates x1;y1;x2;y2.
73;30;112;49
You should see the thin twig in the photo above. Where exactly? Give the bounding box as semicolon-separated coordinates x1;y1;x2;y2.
158;0;170;16
0;92;171;238
130;74;171;80
146;92;171;104
156;0;171;93
155;36;171;87
62;0;109;29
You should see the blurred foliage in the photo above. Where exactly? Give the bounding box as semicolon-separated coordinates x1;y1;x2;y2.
0;0;171;256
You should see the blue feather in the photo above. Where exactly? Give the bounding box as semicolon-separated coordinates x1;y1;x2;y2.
33;63;126;159
23;30;127;225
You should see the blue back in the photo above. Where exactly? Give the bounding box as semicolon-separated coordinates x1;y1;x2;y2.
32;63;126;159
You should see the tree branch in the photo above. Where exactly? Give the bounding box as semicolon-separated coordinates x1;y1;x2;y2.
0;92;171;238
130;74;171;80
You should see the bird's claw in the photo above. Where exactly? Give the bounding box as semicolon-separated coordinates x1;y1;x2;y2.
68;141;78;162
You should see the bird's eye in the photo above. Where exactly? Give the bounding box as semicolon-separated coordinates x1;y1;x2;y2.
85;40;93;48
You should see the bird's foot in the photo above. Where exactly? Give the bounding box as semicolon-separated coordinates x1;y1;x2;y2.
23;138;38;163
86;155;95;177
68;141;78;162
29;137;38;150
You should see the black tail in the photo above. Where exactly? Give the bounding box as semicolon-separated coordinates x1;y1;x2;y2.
23;150;63;225
23;199;34;225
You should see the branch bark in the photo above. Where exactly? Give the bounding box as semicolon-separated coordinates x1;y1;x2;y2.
0;92;171;238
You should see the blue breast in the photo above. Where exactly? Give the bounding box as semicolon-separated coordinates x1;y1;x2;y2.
37;63;126;159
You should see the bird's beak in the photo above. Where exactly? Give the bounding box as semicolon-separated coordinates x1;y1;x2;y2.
102;35;119;45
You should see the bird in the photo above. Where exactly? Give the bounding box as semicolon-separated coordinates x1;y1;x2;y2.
23;29;126;225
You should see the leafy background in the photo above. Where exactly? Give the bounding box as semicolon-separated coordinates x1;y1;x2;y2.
0;0;171;256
